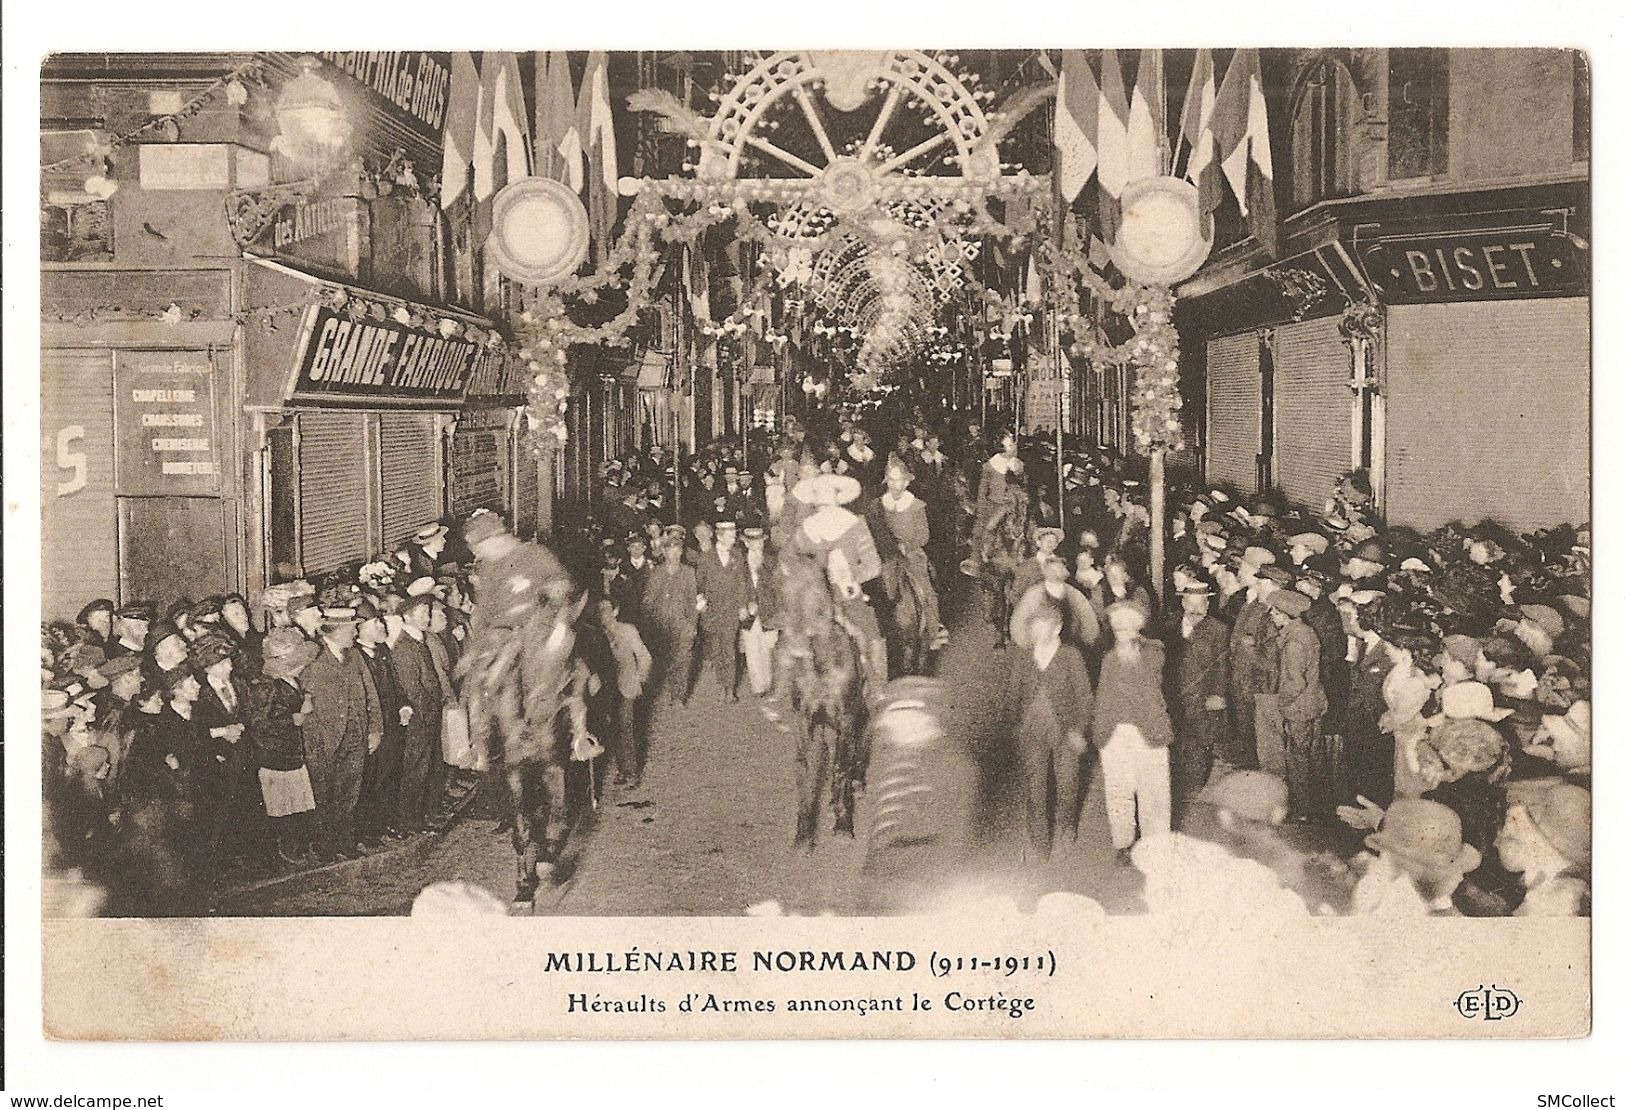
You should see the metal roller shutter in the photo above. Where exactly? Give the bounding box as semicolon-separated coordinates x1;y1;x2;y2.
450;427;508;518
1274;317;1353;509
379;413;441;548
1385;299;1589;532
41;350;119;615
513;425;540;539
298;410;370;573
1206;332;1261;492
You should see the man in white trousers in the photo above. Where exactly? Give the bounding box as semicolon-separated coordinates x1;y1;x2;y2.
740;527;781;697
1090;600;1176;863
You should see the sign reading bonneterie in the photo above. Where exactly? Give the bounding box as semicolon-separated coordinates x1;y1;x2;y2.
290;304;506;403
116;350;219;495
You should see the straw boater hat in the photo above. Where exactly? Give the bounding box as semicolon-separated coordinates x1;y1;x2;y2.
1439;681;1513;723
1033;526;1064;545
792;472;861;507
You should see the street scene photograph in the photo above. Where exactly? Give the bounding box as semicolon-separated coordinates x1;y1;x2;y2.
35;46;1590;931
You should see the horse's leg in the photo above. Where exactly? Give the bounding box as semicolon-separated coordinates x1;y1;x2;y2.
832;718;856;837
794;712;827;849
507;763;540;902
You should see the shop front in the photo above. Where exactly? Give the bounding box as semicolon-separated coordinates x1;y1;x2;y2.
1180;177;1588;529
243;257;514;591
41;269;241;618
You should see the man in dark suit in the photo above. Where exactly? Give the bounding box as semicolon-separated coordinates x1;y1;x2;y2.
390;594;445;833
355;601;407;843
616;533;653;628
302;608;382;860
189;631;260;871
1167;580;1231;817
696;520;752;702
645;532;699;706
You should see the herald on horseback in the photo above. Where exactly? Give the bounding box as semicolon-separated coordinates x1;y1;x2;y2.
872;456;947;676
774;470;886;848
457;510;598;906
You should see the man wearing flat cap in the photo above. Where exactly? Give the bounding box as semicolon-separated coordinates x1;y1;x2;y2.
1227;548;1280;773
105;602;155;658
301;607;383;861
1268;589;1330;822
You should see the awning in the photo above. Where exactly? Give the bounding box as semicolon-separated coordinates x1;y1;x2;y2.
242;255;518;409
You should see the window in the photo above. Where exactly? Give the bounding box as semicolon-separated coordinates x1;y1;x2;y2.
1290;57;1359;210
1387;48;1450;180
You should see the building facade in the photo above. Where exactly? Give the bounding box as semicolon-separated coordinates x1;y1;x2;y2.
40;52;550;618
1177;47;1589;531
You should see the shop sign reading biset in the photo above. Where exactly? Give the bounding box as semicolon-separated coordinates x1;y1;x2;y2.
1354;213;1588;303
115;350;219;495
288;303;505;404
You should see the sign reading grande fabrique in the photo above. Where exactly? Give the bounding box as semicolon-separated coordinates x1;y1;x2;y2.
290;304;505;403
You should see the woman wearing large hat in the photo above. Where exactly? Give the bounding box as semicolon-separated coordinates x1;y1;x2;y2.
786;469;888;695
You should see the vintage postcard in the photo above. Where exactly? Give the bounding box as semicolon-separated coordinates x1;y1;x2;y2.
28;42;1592;1045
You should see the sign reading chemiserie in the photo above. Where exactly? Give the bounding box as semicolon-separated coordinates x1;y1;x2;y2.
116;351;219;495
291;305;506;402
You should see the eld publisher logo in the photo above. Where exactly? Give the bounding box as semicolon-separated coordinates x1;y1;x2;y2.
1455;984;1521;1021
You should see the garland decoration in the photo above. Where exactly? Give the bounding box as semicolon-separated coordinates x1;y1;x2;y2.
42;60;268;176
1124;285;1184;454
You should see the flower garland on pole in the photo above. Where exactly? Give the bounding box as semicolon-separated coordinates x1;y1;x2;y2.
1043;234;1184;453
1124;285;1184;454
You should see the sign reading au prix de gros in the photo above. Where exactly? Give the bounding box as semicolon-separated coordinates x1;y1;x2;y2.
290;304;507;403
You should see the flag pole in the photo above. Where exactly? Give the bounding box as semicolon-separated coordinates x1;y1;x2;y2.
1049;84;1066;530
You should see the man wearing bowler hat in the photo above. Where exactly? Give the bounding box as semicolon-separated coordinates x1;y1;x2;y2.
301;606;383;861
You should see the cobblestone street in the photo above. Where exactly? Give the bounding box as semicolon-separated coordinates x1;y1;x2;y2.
217;586;1153;917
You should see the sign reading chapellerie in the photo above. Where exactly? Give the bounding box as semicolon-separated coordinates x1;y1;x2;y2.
116;350;219;495
290;304;504;403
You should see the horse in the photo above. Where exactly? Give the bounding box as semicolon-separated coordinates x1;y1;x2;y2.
460;589;594;905
774;554;869;848
879;549;934;677
977;489;1031;649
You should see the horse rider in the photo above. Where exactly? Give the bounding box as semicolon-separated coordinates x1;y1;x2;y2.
783;471;889;698
874;456;948;652
961;429;1025;578
457;509;587;904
